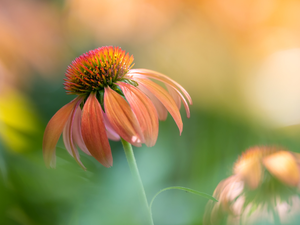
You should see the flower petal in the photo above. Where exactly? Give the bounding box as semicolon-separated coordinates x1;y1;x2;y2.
119;82;159;147
63;101;86;170
166;84;181;109
128;69;191;118
166;83;191;118
203;175;243;225
103;112;120;141
137;84;168;121
134;78;183;134
234;155;262;190
81;93;113;168
263;151;300;187
72;106;91;156
104;87;144;146
128;69;192;104
42;97;82;168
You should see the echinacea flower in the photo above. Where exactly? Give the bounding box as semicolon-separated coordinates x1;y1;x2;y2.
204;146;300;225
43;46;192;170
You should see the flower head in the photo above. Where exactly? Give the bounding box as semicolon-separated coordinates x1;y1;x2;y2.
64;47;134;95
43;46;192;170
234;146;300;190
204;146;300;225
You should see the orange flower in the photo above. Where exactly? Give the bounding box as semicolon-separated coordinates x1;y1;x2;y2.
234;146;300;189
43;46;192;170
204;146;300;225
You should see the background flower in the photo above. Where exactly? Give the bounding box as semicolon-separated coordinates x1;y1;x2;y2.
204;146;300;225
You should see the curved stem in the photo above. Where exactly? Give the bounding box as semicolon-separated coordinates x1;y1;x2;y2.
121;138;154;225
149;186;217;219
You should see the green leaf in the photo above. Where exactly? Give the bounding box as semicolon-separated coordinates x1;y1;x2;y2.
149;186;218;212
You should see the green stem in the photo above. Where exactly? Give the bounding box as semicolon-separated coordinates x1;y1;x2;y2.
121;138;154;225
150;186;217;213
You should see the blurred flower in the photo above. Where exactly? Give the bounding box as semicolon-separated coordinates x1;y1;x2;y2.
43;46;192;170
204;146;300;225
0;86;40;152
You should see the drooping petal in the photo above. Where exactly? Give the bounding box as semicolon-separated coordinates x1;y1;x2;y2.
263;151;300;187
72;106;91;156
103;112;120;141
63;101;86;170
134;78;183;134
234;156;262;190
138;84;168;121
104;87;144;146
81;93;113;168
42;97;82;168
119;82;159;147
203;175;243;225
128;69;192;104
128;69;192;118
166;84;181;109
166;83;190;118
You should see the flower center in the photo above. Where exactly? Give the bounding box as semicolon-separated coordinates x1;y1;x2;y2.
64;46;134;95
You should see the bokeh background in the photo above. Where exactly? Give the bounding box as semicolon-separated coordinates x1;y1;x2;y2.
1;0;300;224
